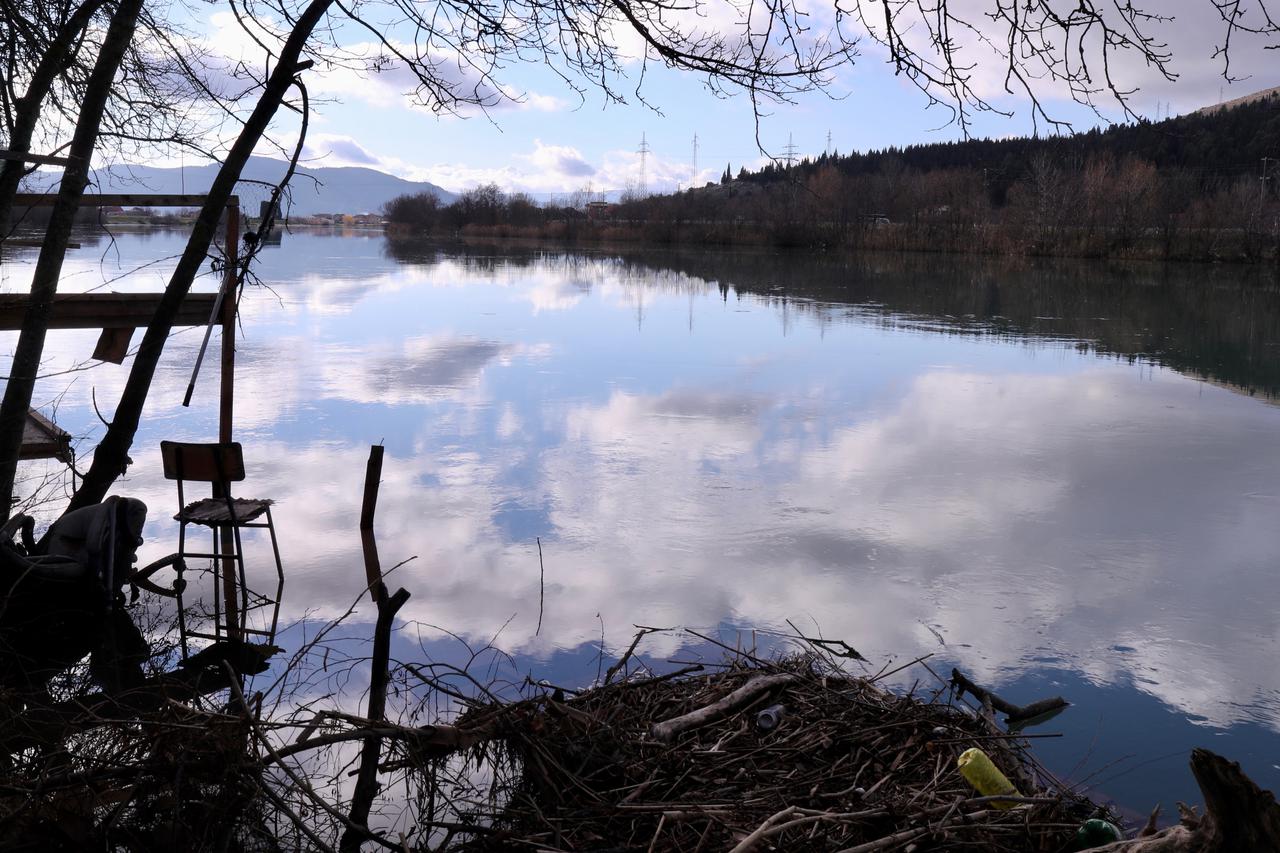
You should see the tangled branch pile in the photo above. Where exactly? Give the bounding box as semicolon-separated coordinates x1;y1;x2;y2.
440;638;1105;851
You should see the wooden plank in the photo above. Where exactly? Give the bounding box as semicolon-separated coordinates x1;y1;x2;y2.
2;240;81;249
11;193;238;208
92;326;135;363
0;150;73;166
20;408;72;464
0;292;219;330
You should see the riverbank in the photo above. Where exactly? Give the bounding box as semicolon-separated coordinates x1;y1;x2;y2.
8;618;1278;851
387;218;1280;264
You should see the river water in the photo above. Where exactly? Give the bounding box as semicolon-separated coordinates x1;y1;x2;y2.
4;227;1280;814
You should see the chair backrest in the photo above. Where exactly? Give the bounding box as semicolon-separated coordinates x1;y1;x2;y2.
160;441;247;483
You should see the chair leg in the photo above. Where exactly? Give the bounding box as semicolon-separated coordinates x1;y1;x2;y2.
176;519;189;659
265;506;284;644
211;525;222;641
175;557;189;661
231;524;249;639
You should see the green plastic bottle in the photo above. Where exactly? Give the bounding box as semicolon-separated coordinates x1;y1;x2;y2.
1072;818;1123;850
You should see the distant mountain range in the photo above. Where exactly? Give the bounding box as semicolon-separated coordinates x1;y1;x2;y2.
82;156;456;216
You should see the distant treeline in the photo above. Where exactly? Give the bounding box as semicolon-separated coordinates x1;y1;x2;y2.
384;184;580;234
385;95;1280;262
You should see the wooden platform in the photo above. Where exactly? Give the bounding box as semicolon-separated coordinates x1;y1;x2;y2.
11;193;221;208
21;408;72;464
0;292;218;330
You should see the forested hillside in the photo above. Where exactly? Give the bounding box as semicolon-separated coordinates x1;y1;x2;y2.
386;92;1280;262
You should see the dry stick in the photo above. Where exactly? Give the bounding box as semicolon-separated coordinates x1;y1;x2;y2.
837;812;985;853
359;444;384;600
341;445;412;853
535;536;545;636
645;812;667;853
726;805;802;853
221;663;394;852
651;672;799;742
730;807;884;853
950;668;1068;723
604;627;653;686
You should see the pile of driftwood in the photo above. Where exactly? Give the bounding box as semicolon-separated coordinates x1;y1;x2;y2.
435;637;1104;852
4;622;1280;851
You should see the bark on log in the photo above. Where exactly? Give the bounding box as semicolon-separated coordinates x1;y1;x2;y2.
651;673;799;743
951;668;1068;724
1090;748;1280;852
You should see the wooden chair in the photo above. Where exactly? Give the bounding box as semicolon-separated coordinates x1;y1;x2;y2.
160;441;283;652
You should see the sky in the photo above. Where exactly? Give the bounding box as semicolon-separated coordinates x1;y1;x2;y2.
153;2;1280;196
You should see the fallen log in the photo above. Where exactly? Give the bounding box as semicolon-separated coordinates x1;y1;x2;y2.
1091;748;1280;851
651;672;799;743
950;668;1069;725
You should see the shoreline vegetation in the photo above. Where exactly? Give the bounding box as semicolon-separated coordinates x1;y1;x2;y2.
386;94;1280;265
381;165;1280;264
7;609;1280;851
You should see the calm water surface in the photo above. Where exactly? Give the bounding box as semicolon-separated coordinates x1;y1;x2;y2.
4;228;1280;814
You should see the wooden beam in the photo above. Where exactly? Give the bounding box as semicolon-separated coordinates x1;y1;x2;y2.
92;326;135;363
0;292;218;330
2;240;81;249
20;408;72;464
0;150;73;166
11;193;238;208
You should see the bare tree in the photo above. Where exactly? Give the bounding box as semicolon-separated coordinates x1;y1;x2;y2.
0;0;147;514
0;0;109;238
7;0;1280;510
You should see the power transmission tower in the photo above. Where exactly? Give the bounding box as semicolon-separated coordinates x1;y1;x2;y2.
637;132;651;196
692;133;699;184
782;133;798;168
1263;157;1274;202
826;129;832;155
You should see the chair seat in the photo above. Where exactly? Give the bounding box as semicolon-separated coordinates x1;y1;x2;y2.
175;497;273;526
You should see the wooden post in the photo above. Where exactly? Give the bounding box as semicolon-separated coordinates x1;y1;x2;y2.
341;445;410;852
218;201;240;641
360;445;384;601
220;199;238;444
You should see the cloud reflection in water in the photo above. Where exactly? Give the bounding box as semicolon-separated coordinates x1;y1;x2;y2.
7;233;1280;748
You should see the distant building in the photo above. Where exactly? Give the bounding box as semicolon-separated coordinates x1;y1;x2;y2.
586;201;612;221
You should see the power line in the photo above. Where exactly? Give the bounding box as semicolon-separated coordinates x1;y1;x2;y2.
637;132;651;196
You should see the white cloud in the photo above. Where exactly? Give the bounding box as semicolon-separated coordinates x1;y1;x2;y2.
522;140;597;180
302;134;382;166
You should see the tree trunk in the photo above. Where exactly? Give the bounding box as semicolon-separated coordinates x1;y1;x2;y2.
0;0;145;518
0;0;107;240
67;0;335;513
